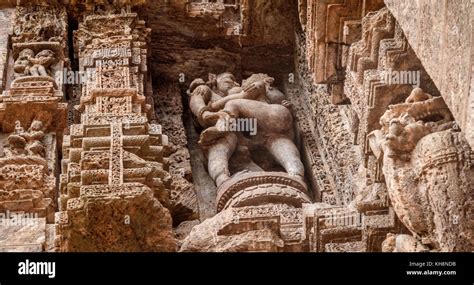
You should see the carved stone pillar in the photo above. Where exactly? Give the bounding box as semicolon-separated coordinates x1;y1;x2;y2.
56;3;176;252
0;4;68;252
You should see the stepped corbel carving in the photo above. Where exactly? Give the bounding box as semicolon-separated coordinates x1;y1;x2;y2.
298;0;384;103
344;7;438;184
348;7;395;84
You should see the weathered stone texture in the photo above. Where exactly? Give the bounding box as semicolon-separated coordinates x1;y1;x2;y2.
290;30;360;206
0;0;471;253
56;9;176;252
154;83;199;225
147;0;296;82
0;8;13;91
384;0;474;150
0;217;47;252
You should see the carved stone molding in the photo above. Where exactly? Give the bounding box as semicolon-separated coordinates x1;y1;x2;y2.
298;0;385;103
216;171;311;212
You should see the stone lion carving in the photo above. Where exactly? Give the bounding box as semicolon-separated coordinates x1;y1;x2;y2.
188;72;304;187
368;88;473;251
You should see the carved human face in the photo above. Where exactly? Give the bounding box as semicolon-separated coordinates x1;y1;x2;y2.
216;73;237;95
19;49;34;59
30;120;43;131
36;50;55;60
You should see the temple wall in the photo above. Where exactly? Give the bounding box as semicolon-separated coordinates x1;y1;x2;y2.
384;0;474;149
0;0;471;253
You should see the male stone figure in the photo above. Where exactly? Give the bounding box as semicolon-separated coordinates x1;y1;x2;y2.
188;72;304;186
13;49;34;79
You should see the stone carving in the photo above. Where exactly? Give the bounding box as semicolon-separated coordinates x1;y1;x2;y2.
381;233;429;252
182;72;313;252
181;203;306;252
369;89;453;160
13;49;34;79
343;6;439;198
368;88;473;251
14;49;56;78
0;119;58;226
0;0;471;253
0;4;68;253
298;0;385;102
154;83;199;227
188;72;304;187
216;171;311;212
4;121;45;157
12;6;67;46
287;3;472;253
290;37;359;206
297;0;307;30
384;0;474;151
56;7;176;252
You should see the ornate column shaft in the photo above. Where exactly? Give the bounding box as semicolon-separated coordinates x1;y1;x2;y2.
56;3;176;252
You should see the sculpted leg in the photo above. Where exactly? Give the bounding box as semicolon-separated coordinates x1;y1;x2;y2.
29;66;40;76
266;136;304;178
38;65;48;77
207;133;238;187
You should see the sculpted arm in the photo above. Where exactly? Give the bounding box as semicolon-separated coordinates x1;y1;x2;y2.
265;86;286;104
209;90;246;111
210;81;266;111
189;83;219;128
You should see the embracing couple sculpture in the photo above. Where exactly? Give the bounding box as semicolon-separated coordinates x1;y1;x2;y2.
188;72;304;187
